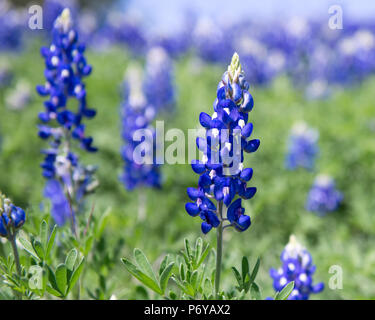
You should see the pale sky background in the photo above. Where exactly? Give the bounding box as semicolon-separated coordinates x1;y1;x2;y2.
120;0;375;34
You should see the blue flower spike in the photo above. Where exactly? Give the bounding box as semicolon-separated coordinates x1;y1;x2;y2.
306;174;343;216
286;122;319;170
269;235;324;300
185;52;259;235
36;8;98;226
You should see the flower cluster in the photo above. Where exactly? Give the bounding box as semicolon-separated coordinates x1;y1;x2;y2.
185;53;260;234
0;193;25;238
306;174;343;216
120;65;161;191
36;8;98;226
285;122;319;170
143;46;176;113
270;235;324;300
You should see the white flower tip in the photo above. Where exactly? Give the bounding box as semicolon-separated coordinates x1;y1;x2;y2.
55;8;73;32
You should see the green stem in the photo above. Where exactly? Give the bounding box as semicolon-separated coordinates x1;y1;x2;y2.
9;234;21;277
9;233;22;300
215;201;223;298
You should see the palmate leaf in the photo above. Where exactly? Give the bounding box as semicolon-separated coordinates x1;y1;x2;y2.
121;258;162;295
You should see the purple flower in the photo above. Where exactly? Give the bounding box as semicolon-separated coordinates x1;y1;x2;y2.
186;53;259;234
306;174;343;216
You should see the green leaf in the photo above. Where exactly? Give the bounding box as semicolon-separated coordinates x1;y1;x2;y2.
249;258;260;284
84;235;94;256
159;255;169;276
231;267;242;286
250;282;261;300
134;249;158;283
197;245;210;268
68;257;85;293
55;264;68;296
194;238;203;263
18;237;40;261
33;240;45;260
190;270;198;289
180;263;186;281
46;225;57;258
184;239;192;258
40;220;48;251
277;281;294;300
65;249;78;271
95;207;111;238
121;258;162;295
159;262;174;294
46;285;62;297
241;256;249;282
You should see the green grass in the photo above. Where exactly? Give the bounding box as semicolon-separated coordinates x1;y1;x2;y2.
1;41;375;299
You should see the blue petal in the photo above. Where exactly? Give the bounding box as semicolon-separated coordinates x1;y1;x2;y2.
240;168;253;181
201;222;212;234
199;112;212;128
244;139;260;153
185;203;200;216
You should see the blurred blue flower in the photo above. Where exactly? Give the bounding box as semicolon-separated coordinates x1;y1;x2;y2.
36;8;98;226
186;53;259;234
192;17;233;64
0;2;24;51
0;194;26;238
143;46;176;113
120;65;161;191
285;122;319;170
270;235;324;300
306;174;343;216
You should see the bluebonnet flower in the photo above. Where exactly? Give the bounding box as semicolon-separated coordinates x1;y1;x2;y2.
120;65;161;191
192;17;233;64
143;47;176;113
185;53;260;234
285;122;319;170
306;174;343;216
333;29;375;85
0;193;26;238
0;1;24;52
36;9;98;226
104;11;147;55
270;235;324;300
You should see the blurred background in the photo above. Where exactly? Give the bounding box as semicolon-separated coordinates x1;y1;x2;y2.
1;0;375;299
